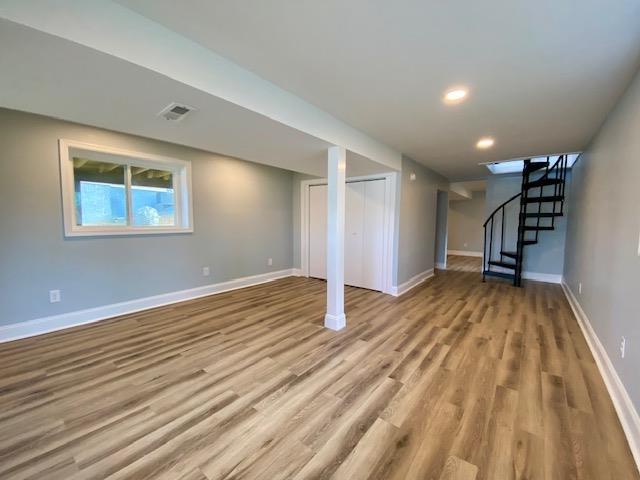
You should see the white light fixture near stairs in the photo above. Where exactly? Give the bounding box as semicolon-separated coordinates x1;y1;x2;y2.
482;152;581;174
443;87;469;104
476;137;495;149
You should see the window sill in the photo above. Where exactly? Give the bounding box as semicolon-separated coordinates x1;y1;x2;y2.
64;227;194;237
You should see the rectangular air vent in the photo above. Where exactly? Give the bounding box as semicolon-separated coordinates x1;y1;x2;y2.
158;102;195;122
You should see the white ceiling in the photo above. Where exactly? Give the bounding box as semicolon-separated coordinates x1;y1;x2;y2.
118;0;640;179
0;19;386;178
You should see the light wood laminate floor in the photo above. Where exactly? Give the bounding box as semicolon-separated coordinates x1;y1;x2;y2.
444;254;483;272
0;270;638;480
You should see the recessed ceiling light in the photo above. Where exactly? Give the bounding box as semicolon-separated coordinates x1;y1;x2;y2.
443;87;468;104
476;137;495;149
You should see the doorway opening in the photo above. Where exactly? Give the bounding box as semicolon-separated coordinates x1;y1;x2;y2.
446;182;487;272
434;190;449;270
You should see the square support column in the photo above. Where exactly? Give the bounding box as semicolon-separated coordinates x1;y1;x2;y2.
325;146;346;330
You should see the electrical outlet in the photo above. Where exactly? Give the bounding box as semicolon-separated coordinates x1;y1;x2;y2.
578;283;582;294
267;258;273;266
620;337;626;358
49;290;61;303
463;242;468;248
409;172;416;181
202;266;210;277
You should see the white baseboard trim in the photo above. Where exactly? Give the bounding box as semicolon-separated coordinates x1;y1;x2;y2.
0;269;296;344
390;268;435;297
522;271;562;284
490;265;562;284
291;268;304;277
324;313;346;331
561;280;640;471
435;262;447;270
447;250;483;257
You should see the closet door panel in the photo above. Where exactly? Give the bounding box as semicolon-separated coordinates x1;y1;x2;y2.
344;182;365;288
362;180;386;291
308;184;327;279
308;179;385;292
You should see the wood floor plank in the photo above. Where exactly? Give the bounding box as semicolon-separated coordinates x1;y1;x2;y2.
439;455;479;480
0;272;637;480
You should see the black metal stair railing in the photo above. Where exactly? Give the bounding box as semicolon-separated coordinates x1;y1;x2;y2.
482;154;569;286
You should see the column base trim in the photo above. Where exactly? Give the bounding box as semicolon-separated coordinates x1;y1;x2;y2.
324;313;346;331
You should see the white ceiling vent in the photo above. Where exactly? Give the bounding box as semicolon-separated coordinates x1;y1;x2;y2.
158;102;195;122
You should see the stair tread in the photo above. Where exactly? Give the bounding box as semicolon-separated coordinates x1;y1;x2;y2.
523;226;555;231
525;212;563;218
488;260;517;269
525;178;564;189
501;251;518;259
521;240;538;245
524;195;564;203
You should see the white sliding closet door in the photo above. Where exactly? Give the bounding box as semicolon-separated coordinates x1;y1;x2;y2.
344;182;365;287
361;179;385;291
308;184;327;279
308;179;386;291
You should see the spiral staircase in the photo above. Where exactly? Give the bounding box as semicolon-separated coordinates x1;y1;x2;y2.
482;155;569;286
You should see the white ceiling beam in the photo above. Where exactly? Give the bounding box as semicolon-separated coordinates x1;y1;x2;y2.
0;0;402;171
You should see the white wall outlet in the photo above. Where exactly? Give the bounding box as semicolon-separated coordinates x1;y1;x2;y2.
409;172;416;181
578;283;582;294
620;336;626;359
202;266;210;277
267;258;273;266
49;289;61;303
463;242;468;248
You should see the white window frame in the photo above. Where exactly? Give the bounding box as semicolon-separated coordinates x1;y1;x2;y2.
59;139;194;237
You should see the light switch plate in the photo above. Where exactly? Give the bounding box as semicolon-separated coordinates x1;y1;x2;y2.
49;290;61;303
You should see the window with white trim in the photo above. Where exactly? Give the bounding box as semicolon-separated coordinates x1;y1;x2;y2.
59;140;193;236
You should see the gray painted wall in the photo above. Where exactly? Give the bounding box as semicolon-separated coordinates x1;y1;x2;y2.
485;172;569;275
448;191;486;253
434;191;449;266
564;68;640;411
0;109;294;326
395;156;449;285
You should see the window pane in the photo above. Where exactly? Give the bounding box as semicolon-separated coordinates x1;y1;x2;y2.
131;167;175;226
73;158;126;226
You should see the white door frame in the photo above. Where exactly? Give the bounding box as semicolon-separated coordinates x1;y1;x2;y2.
300;172;398;295
435;188;449;270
